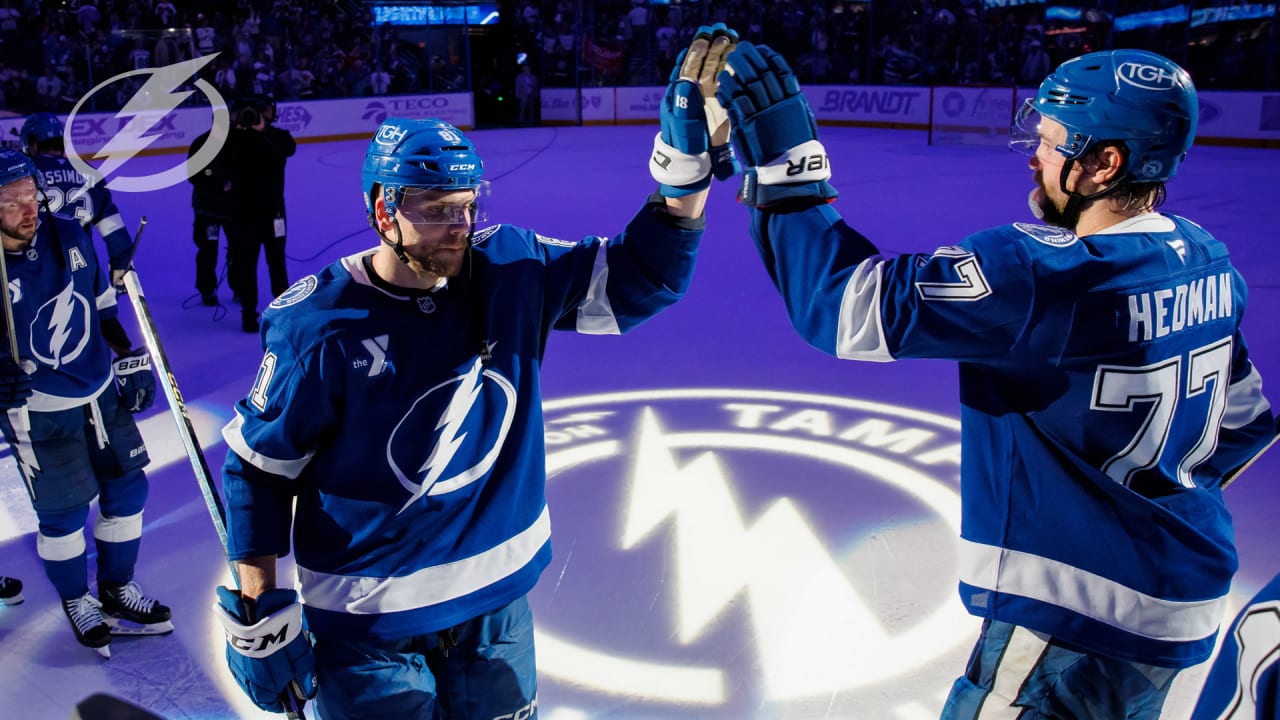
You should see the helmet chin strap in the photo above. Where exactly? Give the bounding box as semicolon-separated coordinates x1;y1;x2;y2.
1056;158;1127;231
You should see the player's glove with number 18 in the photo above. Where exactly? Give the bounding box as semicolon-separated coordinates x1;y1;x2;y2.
715;42;838;209
650;23;740;197
215;587;317;713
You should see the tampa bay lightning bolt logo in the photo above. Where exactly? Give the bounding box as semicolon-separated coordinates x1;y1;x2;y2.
387;356;518;514
30;281;92;369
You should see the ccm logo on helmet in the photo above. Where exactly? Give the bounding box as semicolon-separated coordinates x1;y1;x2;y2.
1117;62;1180;90
449;163;476;171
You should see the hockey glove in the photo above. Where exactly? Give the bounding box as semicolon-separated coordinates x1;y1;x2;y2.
215;587;317;713
113;348;156;414
715;42;838;209
651;23;740;197
0;357;33;410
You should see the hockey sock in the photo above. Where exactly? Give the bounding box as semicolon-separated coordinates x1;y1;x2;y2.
94;511;143;585
38;530;89;600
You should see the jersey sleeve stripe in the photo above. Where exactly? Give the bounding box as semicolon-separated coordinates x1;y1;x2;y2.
221;412;315;479
835;256;893;362
1222;365;1271;430
575;241;621;335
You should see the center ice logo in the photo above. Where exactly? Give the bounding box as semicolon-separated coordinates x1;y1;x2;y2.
535;388;973;717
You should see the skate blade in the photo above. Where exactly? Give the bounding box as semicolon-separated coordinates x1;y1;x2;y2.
104;617;174;636
93;644;111;659
0;593;23;606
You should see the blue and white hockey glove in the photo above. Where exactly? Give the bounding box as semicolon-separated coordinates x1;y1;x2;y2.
651;23;740;197
113;348;156;414
215;587;317;713
715;42;838;209
0;357;33;410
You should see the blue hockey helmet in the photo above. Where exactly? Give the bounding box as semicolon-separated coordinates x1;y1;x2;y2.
361;117;484;220
20;112;65;149
1011;49;1197;182
0;147;38;191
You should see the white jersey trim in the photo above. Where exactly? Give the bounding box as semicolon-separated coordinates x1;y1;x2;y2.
835;256;894;362
95;213;126;238
26;374;112;413
222;412;315;479
959;538;1227;642
576;241;621;335
1091;213;1175;235
1221;365;1271;430
297;504;551;615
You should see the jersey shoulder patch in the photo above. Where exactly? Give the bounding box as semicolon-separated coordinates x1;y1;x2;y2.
472;224;501;246
270;274;319;308
1012;222;1078;248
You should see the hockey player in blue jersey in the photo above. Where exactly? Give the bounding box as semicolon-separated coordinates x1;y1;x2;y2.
715;46;1278;718
214;25;737;718
0;148;170;658
1192;571;1280;720
19;112;134;289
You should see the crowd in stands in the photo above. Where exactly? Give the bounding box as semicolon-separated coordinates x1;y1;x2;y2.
0;0;1274;117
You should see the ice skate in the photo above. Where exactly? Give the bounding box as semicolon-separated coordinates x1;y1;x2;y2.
62;593;112;658
100;581;174;636
0;576;23;606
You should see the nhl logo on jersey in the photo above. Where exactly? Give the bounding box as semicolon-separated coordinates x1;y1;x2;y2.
270;275;318;309
416;296;436;314
533;388;971;717
1014;222;1077;248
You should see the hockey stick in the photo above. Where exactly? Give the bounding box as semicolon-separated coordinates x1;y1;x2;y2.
0;239;18;363
119;218;308;720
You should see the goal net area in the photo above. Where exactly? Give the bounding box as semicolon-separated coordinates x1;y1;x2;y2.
928;85;1019;147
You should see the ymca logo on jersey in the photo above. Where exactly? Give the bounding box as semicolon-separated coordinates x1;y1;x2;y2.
1014;222;1077;247
534;389;971;718
65;54;230;193
29;282;93;368
387;355;517;513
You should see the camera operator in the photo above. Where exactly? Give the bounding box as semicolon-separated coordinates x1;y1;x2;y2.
225;94;296;333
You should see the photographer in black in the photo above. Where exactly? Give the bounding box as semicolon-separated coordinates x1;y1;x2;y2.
225;94;296;332
187;122;233;306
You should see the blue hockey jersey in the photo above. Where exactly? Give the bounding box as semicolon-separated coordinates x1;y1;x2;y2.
222;200;701;640
4;213;120;410
750;205;1276;667
30;154;133;273
1192;571;1280;720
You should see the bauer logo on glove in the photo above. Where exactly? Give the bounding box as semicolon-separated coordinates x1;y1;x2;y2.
113;348;157;414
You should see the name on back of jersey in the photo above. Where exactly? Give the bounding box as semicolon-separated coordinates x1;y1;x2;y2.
1128;271;1233;342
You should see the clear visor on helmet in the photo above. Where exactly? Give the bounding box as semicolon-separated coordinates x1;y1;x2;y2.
1008;99;1042;157
395;181;491;225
